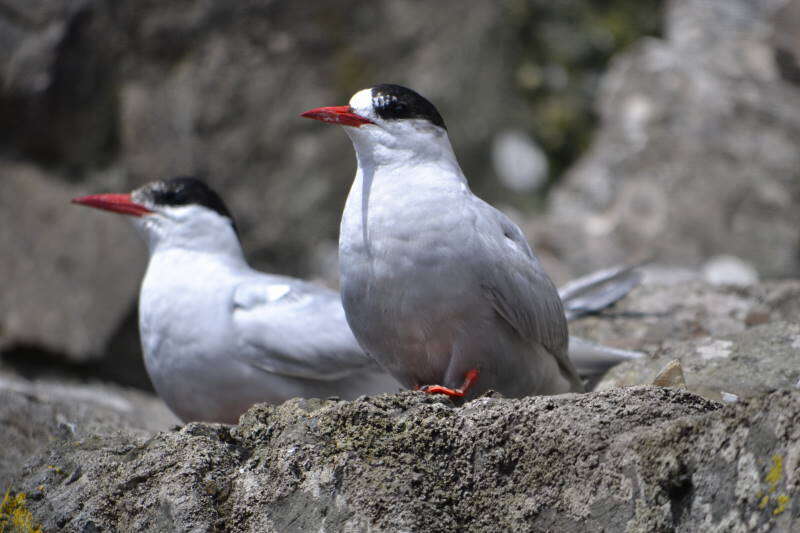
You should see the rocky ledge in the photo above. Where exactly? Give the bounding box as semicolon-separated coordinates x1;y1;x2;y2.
2;279;799;531
2;388;798;532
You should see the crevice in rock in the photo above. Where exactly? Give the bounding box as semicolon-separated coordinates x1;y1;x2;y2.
665;467;694;527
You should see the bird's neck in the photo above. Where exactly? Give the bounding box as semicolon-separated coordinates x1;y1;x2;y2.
136;218;247;265
351;152;466;201
145;232;249;272
349;129;462;178
142;244;249;305
146;246;249;289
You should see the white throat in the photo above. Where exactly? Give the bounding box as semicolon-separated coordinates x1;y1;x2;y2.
130;205;246;266
340;126;469;255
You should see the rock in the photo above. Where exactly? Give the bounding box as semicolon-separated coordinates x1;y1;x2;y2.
651;359;686;389
598;321;800;402
0;370;177;484
0;0;135;365
0;162;146;360
720;391;740;404
566;279;800;401
702;255;760;287
534;0;800;278
568;280;800;354
491;130;548;192
5;387;800;531
4;278;800;529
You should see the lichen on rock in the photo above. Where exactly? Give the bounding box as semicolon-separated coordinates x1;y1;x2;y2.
0;491;43;533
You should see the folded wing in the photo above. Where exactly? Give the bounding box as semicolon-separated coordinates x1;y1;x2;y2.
232;275;378;381
471;201;583;390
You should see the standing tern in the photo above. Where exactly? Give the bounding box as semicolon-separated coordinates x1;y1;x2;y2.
73;177;400;423
302;84;587;399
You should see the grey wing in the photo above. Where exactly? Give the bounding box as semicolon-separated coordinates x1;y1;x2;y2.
470;200;582;387
559;264;643;321
232;274;379;381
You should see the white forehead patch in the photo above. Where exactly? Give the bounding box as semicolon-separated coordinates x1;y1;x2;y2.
349;88;377;120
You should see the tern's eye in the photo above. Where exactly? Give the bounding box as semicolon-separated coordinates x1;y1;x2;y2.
160;190;177;203
374;97;409;120
170;189;188;204
151;185;189;206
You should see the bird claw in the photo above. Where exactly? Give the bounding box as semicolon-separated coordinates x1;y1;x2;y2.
419;384;466;397
416;369;480;398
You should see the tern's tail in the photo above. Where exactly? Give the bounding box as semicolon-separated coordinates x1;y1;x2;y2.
567;336;643;377
559;264;645;380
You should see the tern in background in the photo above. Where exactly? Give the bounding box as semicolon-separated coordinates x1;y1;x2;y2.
302;84;620;399
73;177;400;423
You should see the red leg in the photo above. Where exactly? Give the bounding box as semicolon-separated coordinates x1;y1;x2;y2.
419;369;480;398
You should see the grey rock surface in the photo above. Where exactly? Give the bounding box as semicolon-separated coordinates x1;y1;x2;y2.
570;279;800;402
569;280;800;354
532;0;800;278
0;163;146;359
0;370;177;485
2;279;799;530
597;321;800;402
6;388;800;531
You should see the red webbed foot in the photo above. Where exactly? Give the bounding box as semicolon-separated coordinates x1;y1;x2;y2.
417;369;479;398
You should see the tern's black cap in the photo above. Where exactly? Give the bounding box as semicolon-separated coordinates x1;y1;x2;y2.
140;177;239;234
371;84;446;130
146;177;233;217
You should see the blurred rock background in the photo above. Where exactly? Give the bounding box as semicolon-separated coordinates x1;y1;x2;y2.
1;0;799;393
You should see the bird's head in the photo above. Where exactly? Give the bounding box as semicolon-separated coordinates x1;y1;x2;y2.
72;177;240;255
301;84;453;167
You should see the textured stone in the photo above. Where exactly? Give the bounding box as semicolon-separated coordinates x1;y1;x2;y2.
5;387;800;531
0;370;177;485
533;0;800;278
2;277;800;529
568;279;800;401
568;280;800;355
598;321;800;402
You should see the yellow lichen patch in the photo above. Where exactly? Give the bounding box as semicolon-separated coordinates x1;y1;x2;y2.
0;490;43;533
757;454;793;518
758;495;769;509
765;455;783;488
773;494;790;516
